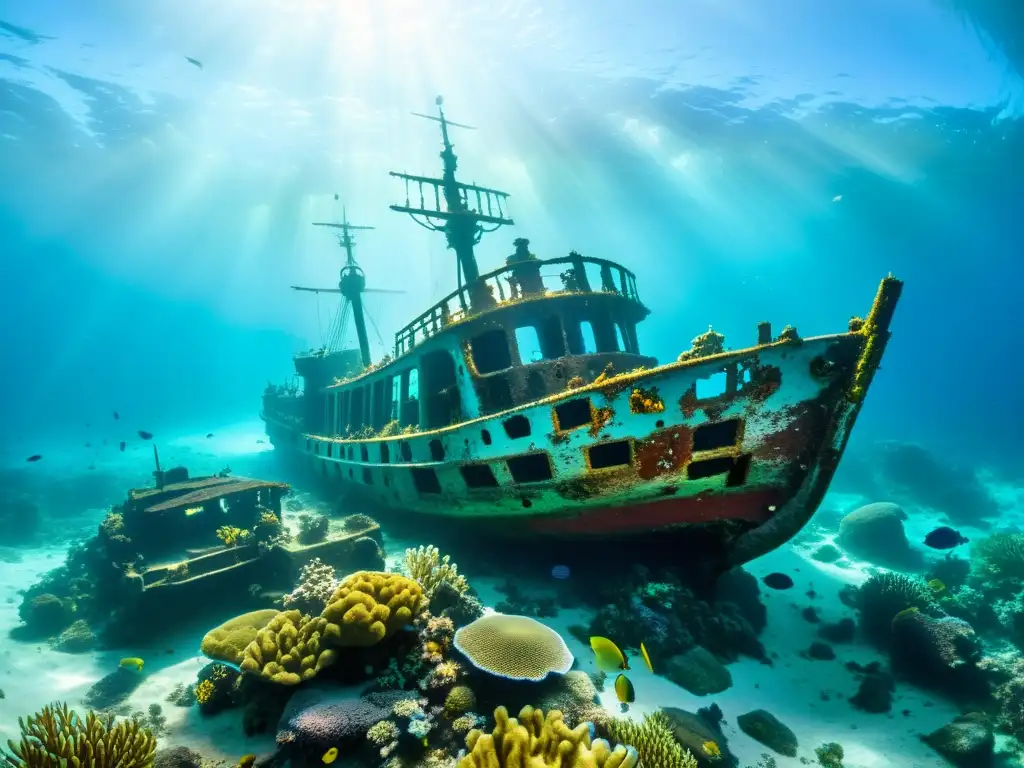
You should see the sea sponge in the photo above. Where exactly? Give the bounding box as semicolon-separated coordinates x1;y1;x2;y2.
459;705;639;768
320;571;424;647
444;685;477;717
454;613;574;682
239;610;337;685
404;545;470;598
604;712;698;768
4;701;157;767
201;609;280;665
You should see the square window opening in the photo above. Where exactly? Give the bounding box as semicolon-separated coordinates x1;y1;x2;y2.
687;456;734;480
588;440;632;469
460;463;499;489
696;371;728;399
693;419;742;452
515;326;544;364
429;439;445;461
507;453;553;483
503;414;531;439
554;398;592;431
580;321;598;354
412;467;442;494
470;329;512;374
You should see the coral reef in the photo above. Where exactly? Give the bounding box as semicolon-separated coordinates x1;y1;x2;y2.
663;646;733;695
276;685;393;760
51;619;97;653
815;742;844;768
430;580;485;628
536;671;606;731
920;713;995;768
973;533;1024;587
847;661;894;714
659;706;738;768
889;610;986;702
404;545;470;598
2;702;157;767
200;609;280;665
281;558;338;614
460;706;639;768
453;614;574;682
604;712;699;768
195;663;240;715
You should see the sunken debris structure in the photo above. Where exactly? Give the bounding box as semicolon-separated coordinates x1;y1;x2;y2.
262;95;902;572
16;449;383;644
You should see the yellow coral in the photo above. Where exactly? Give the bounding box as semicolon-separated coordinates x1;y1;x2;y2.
259;511;280;525
404;545;469;598
201;609;280;665
321;571;424;647
444;685;476;716
453;613;574;682
628;386;665;414
239;610;338;685
195;679;216;705
217;526;249;547
4;702;157;768
459;706;638;768
605;712;698;768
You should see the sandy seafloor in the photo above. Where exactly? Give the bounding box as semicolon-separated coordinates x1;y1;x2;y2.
1;422;1023;767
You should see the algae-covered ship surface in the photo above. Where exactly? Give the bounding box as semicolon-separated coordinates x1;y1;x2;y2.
2;3;1024;768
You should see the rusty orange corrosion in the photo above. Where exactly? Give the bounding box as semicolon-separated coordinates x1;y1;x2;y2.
589;406;614;437
634;426;694;480
629;385;666;415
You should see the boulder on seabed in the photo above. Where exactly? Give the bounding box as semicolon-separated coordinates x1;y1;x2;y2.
921;713;995;767
838;502;923;568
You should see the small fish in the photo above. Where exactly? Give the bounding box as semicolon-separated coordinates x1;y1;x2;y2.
113;411;120;420
927;578;946;595
119;441;126;452
238;756;256;768
762;572;794;590
138;430;154;440
832;194;843;203
590;636;629;672
924;526;968;550
322;746;338;764
614;673;635;704
119;657;144;671
184;506;204;516
702;740;721;758
26;455;42;463
255;439;265;444
206;433;214;438
334;193;339;201
185;56;203;69
551;564;571;580
639;642;653;673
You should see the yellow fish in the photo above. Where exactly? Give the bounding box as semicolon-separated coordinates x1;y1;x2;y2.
590;636;629;672
322;747;338;764
184;506;204;516
119;657;144;671
639;641;653;673
238;756;256;768
702;740;721;758
614;673;635;704
927;578;946;595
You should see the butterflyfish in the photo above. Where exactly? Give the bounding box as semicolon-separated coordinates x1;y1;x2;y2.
119;657;144;671
322;747;338;764
614;673;635;704
590;636;629;672
639;641;653;673
238;755;256;768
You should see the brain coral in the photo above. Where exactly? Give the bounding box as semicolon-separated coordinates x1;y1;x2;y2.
460;705;639;768
239;610;338;685
320;571;424;647
277;685;392;754
454;613;574;682
201;609;280;665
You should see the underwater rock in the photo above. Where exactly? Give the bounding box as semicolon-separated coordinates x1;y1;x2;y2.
83;666;146;711
735;710;798;757
847;661;894;714
890;611;988;703
430;580;485;628
52;619;96;653
838;502;922;568
818;618;856;644
296;513;329;545
806;641;836;661
664;646;733;696
660;706;738;768
920;712;995;767
495;579;558;618
349;535;386;571
196;662;241;715
811;544;843;564
153;746;203;768
19;592;75;635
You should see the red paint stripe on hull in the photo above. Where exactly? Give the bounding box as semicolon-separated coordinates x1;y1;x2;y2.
528;489;782;534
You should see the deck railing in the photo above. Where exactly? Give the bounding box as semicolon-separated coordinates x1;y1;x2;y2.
394;254;642;356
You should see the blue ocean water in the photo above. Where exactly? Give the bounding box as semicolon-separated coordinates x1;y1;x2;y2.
2;1;1024;767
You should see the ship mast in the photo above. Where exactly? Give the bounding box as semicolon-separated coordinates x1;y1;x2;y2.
293;209;401;369
390;95;514;311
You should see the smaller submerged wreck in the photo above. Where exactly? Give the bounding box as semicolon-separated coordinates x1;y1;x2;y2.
15;455;384;645
263;95;902;572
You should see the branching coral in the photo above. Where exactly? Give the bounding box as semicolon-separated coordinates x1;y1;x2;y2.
3;702;157;767
216;526;248;547
282;558;338;615
460;706;639;768
604;712;698;768
454;613;574;682
405;545;470;598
